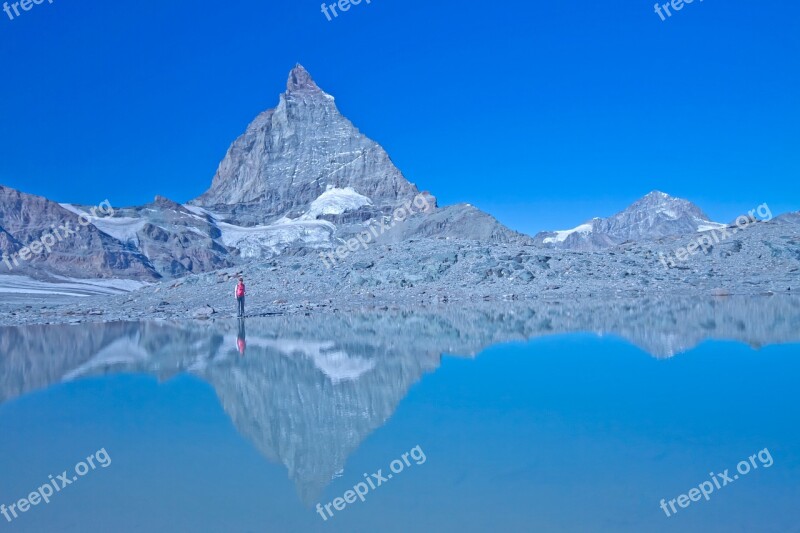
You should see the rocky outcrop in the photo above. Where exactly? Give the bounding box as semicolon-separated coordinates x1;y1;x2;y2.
120;196;234;278
378;203;534;245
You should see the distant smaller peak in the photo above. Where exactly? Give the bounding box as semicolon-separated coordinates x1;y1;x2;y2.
152;195;182;209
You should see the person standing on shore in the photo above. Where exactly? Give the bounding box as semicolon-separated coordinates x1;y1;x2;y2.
235;277;246;318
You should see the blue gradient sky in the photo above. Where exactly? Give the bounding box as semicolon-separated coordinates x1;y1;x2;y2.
0;0;797;234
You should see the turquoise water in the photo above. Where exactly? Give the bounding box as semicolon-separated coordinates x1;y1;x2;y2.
1;322;799;532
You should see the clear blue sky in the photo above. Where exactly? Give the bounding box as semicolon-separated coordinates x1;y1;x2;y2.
1;0;797;234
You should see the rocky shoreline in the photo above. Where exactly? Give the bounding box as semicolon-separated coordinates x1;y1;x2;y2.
2;216;797;327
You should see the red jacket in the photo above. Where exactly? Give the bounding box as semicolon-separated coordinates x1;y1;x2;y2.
236;283;246;297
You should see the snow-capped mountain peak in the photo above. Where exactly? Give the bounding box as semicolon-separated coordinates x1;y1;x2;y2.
534;191;724;250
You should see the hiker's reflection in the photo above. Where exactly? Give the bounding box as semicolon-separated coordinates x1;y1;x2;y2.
236;319;247;356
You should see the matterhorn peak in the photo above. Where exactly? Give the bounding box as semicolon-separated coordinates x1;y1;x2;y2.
286;64;321;93
192;63;420;210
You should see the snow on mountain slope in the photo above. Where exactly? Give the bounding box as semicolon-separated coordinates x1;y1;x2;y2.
208;187;371;259
90;217;149;245
60;204;149;245
542;222;596;244
217;219;335;258
0;274;149;296
182;204;223;221
696;222;727;232
300;187;372;220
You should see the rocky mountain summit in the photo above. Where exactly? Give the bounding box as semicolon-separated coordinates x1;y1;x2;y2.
0;65;527;285
533;191;725;250
192;65;420;217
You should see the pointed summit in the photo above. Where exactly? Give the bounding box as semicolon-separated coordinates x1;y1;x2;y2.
193;63;420;210
633;190;679;208
286;64;321;93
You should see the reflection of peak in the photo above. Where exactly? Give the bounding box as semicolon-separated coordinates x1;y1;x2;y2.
2;296;800;500
203;340;434;503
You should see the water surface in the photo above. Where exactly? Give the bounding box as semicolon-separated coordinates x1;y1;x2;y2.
1;297;799;532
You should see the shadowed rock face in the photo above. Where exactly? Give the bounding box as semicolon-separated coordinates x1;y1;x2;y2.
114;196;236;278
2;297;799;501
0;186;159;281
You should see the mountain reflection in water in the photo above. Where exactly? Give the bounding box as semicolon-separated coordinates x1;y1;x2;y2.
1;295;799;502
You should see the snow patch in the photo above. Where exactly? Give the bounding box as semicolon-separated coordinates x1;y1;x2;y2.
0;275;149;296
300;187;372;220
60;204;147;244
90;217;149;245
543;223;594;244
246;338;375;383
183;204;222;221
218;220;334;259
697;222;726;232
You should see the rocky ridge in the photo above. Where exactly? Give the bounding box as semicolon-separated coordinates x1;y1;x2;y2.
1;211;798;327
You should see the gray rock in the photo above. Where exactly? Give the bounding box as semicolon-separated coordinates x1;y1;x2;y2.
0;186;159;282
193;305;216;319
